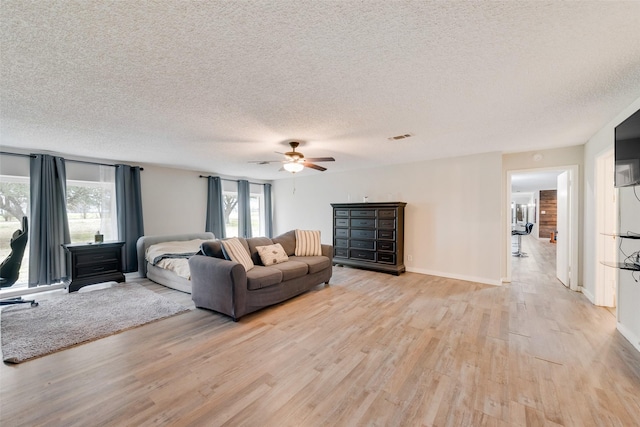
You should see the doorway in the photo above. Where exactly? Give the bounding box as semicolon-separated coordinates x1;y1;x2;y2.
506;165;579;290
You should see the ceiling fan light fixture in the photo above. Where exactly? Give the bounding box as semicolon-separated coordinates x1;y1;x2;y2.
284;162;304;173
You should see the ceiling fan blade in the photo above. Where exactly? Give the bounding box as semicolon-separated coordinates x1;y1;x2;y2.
304;162;327;172
304;157;335;163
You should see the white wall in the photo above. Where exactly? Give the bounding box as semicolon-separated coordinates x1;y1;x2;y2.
584;95;640;352
273;152;503;285
139;164;209;236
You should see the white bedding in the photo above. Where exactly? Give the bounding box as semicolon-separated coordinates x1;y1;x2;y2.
145;239;209;280
155;258;192;279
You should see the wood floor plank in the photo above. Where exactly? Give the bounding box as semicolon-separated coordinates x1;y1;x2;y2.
2;235;640;426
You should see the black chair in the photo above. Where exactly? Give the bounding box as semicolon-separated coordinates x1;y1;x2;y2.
512;222;533;258
0;217;38;307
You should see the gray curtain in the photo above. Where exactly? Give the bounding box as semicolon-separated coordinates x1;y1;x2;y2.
264;183;273;238
115;164;144;273
238;179;252;238
205;176;226;239
29;154;70;286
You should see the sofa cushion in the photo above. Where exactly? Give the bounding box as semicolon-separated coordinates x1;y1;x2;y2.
200;240;225;259
295;229;322;256
272;230;296;256
247;236;275;265
288;255;331;274
255;243;289;266
269;260;309;281
246;266;283;290
221;237;254;271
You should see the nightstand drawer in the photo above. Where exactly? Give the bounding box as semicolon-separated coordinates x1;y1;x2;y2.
77;261;120;278
77;251;118;265
335;210;349;217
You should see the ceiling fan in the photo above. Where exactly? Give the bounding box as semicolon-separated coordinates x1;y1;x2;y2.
250;141;335;173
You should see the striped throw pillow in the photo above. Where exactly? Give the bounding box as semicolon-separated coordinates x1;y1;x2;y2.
221;237;254;271
294;229;322;256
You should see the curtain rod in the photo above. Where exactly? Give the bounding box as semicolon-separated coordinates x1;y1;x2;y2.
198;175;269;186
0;151;143;170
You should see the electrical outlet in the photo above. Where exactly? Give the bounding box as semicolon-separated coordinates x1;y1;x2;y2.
407;255;413;262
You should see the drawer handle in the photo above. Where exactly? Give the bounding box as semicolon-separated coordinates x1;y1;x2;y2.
93;267;105;272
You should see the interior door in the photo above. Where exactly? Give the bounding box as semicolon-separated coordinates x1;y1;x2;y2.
557;171;570;287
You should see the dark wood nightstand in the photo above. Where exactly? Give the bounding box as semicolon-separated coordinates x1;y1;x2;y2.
63;241;126;292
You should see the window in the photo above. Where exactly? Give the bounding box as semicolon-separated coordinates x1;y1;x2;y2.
66;164;117;243
222;180;239;237
0;155;30;288
221;180;267;238
250;183;265;236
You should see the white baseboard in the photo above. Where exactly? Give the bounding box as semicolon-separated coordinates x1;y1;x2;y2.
405;267;502;286
581;286;596;304
617;321;640;353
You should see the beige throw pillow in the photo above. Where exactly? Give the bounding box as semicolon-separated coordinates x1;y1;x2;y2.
256;243;289;266
294;229;322;256
221;237;254;271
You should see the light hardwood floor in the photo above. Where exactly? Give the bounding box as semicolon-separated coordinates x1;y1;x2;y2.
2;237;640;426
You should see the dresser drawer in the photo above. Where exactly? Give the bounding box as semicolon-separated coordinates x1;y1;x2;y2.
378;219;395;229
350;249;376;261
351;218;375;228
350;239;375;250
335;238;348;248
377;253;396;264
335;209;350;217
335;218;349;227
377;241;395;252
351;229;375;239
334;248;348;258
378;209;396;219
335;228;349;238
378;230;395;240
351;210;375;217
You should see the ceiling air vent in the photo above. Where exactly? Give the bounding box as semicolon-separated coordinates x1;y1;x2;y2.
388;133;413;141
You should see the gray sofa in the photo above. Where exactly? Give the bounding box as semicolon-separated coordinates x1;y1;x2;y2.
189;230;333;321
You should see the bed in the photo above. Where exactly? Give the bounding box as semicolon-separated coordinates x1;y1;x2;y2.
136;232;215;293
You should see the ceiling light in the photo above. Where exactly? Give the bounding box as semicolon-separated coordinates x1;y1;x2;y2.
284;162;304;173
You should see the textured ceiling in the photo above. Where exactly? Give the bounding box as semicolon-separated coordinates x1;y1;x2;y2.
2;1;640;180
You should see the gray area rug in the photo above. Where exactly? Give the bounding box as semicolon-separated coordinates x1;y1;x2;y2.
1;283;189;363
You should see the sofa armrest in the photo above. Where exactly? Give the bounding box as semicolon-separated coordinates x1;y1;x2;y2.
321;244;333;259
189;254;247;320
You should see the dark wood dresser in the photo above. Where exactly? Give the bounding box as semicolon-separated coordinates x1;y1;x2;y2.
331;202;406;275
63;241;126;292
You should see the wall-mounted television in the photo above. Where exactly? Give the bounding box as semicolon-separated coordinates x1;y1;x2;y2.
615;108;640;188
